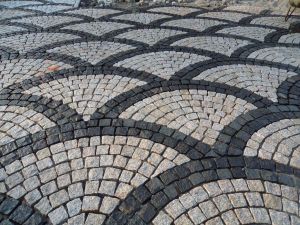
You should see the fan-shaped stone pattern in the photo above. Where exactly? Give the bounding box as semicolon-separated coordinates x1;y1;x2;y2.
248;47;300;68
62;21;133;36
120;90;256;145
198;11;250;22
11;15;82;29
0;106;55;146
171;36;251;56
114;51;210;80
279;33;300;44
148;6;200;16
0;32;79;54
152;179;300;225
116;28;186;46
64;8;122;18
23;4;73;13
244;119;300;169
0;9;34;20
217;26;275;41
47;41;135;65
194;64;297;102
0;59;73;90
162;18;226;32
112;13;171;24
0;136;189;224
0;0;41;8
224;5;266;14
251;16;291;29
23;75;146;121
0;24;26;35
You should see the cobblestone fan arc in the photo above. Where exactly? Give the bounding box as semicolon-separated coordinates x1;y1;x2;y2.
0;2;300;225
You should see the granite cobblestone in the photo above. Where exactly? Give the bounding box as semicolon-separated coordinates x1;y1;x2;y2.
0;3;299;225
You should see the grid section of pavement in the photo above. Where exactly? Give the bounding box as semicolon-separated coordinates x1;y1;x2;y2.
0;2;300;225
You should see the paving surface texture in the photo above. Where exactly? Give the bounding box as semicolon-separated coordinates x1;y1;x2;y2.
0;1;300;225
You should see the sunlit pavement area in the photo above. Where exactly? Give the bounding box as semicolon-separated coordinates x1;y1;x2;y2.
0;1;300;224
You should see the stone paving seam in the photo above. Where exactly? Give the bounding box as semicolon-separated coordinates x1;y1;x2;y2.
0;4;300;225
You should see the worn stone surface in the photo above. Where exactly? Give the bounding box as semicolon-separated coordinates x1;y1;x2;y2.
0;3;299;225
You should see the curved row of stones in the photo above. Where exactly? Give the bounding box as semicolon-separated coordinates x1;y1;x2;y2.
153;179;300;225
0;2;300;225
105;155;300;225
0;135;190;224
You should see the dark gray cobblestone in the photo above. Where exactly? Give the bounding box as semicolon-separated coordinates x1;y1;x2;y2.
0;2;299;225
0;194;49;224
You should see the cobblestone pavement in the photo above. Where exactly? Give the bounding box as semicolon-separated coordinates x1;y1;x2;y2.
0;2;300;225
